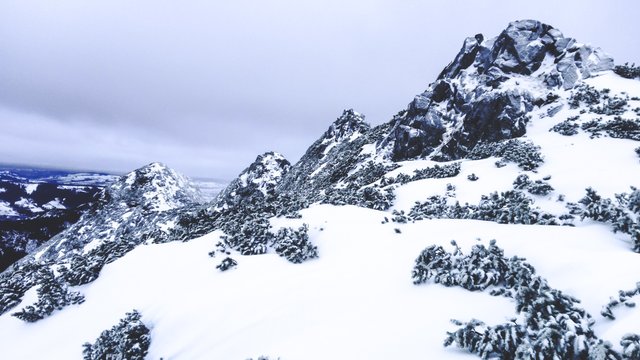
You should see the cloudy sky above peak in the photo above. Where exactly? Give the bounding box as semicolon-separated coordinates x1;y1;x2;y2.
1;0;638;179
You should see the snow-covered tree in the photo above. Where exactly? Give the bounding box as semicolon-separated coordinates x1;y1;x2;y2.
82;310;151;360
12;268;84;322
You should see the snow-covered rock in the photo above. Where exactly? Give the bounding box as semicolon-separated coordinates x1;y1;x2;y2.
216;152;291;206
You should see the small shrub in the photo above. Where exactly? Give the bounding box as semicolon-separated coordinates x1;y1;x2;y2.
271;225;318;264
614;63;640;79
82;310;151;360
216;257;238;271
12;268;84;322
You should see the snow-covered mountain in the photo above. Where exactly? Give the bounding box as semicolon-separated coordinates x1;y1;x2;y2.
0;167;119;271
2;19;640;359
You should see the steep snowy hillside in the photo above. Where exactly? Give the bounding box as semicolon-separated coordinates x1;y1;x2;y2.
2;19;640;359
0;167;118;271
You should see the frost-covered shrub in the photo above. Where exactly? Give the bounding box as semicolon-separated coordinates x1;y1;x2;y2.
635;147;640;159
621;334;640;359
527;180;554;196
358;187;396;211
413;240;620;359
550;119;579;136
512;174;532;190
82;310;151;360
581;117;640;141
0;262;40;316
569;84;602;108
271;225;318;264
216;257;238;271
614;63;640;79
467;173;479;181
391;209;410;223
473;191;557;225
468;139;544;171
61;254;105;287
346;161;399;187
384;162;462;186
404;190;558;226
601;282;640;320
573;187;640;253
411;163;461;181
578;187;617;222
408;196;451;221
12;268;84;322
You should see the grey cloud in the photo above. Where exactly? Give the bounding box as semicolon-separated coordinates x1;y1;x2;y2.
0;0;638;179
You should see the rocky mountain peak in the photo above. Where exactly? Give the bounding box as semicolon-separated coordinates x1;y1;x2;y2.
385;19;616;162
323;109;369;141
105;162;201;212
215;152;291;206
439;19;613;88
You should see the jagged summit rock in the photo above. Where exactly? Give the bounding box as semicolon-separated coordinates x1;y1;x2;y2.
384;19;614;162
105;162;202;212
276;109;382;194
321;109;370;145
33;163;202;263
439;19;613;85
216;152;291;206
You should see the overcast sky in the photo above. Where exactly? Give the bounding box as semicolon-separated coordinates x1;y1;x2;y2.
0;0;638;180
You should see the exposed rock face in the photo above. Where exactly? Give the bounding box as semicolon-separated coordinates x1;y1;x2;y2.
277;109;380;193
34;163;202;263
106;162;201;212
216;152;291;206
386;19;614;162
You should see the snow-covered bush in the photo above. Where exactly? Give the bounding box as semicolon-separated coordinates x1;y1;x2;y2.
581;117;640;141
569;84;602;108
358;187;396;211
614;63;640;79
216;257;238;272
271;225;318;264
346;161;399;187
467;173;479;181
403;189;558;226
601;282;640;320
411;162;462;182
550;119;579;136
322;185;396;211
408;196;452;221
12;268;84;322
468;139;544;171
578;187;617;222
512;174;554;197
82;310;151;360
0;262;40;316
413;240;620;359
384;162;461;186
621;334;640;359
473;191;557;225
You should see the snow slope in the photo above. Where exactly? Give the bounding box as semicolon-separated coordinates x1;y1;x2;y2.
0;205;638;359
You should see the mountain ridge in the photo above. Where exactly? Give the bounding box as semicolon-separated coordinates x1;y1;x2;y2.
1;19;640;359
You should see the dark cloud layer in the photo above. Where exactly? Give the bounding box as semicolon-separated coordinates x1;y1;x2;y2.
1;0;638;179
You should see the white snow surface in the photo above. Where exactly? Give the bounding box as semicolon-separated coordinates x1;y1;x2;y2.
0;200;18;217
42;198;66;210
1;205;639;359
24;183;39;194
